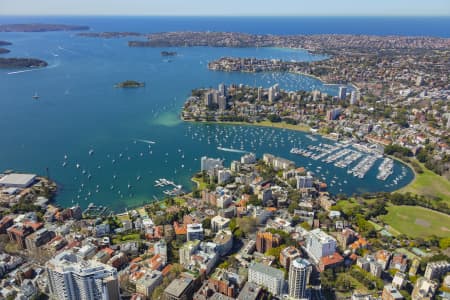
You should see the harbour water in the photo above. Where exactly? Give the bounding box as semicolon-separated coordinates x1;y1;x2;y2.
0;16;431;211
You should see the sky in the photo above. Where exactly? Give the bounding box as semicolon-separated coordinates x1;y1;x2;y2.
0;0;449;16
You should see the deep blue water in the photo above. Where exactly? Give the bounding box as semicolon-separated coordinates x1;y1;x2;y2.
0;17;428;211
1;16;450;37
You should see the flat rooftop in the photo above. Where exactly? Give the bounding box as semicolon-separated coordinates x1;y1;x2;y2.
212;216;230;225
249;262;284;280
210;292;235;300
0;173;36;187
237;282;262;300
309;228;336;243
164;278;193;297
213;231;232;244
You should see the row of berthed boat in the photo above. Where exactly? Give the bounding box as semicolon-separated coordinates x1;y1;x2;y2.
290;142;390;180
377;158;394;181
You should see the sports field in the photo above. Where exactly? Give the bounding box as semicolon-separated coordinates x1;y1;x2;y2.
381;205;450;238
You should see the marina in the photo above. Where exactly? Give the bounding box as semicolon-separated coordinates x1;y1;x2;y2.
290;141;396;181
154;178;184;196
0;26;414;212
0;14;447;300
349;155;377;179
377;158;394;181
46;122;414;212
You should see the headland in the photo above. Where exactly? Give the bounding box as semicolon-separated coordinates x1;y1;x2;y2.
0;23;89;32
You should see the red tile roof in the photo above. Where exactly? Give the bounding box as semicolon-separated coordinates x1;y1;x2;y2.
0;216;13;225
103;247;115;256
349;253;358;261
350;237;368;250
7;226;26;236
64;240;80;250
23;221;43;231
129;264;140;273
320;252;344;267
161;264;172;276
174;222;187;235
131;257;143;263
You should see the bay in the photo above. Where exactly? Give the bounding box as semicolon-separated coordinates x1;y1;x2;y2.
0;16;422;211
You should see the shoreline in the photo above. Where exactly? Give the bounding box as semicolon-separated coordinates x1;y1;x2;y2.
291;70;333;86
182;118;416;180
120;145;416;216
53;118;417;214
289;65;359;90
184;118;312;133
389;155;418;194
394;158;450;203
183;118;351;143
207;51;356;91
209;67;350;92
76;129;416;214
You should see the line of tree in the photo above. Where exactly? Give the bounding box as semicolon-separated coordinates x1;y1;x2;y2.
267;114;282;123
416;146;450;177
384;144;413;157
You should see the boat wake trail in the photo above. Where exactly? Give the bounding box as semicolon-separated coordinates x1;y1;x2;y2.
7;69;36;75
217;147;248;153
135;139;156;145
7;62;60;75
57;45;78;55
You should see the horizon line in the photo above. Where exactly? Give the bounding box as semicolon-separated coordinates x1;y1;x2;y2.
1;14;450;17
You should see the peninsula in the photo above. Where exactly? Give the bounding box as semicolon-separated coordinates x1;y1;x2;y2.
0;23;89;32
0;58;48;68
126;31;450;51
77;32;141;38
82;31;450;105
114;80;145;88
182;80;450;186
208;57;308;73
182;84;323;126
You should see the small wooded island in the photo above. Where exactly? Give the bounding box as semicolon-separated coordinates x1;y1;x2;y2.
0;41;12;46
0;41;12;54
114;80;145;88
0;40;47;67
161;51;177;57
0;58;48;68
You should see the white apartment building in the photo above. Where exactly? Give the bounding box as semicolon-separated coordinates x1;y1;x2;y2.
288;258;312;300
306;229;337;262
46;251;120;300
248;263;285;296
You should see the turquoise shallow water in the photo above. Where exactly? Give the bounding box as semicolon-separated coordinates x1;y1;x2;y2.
0;21;415;212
